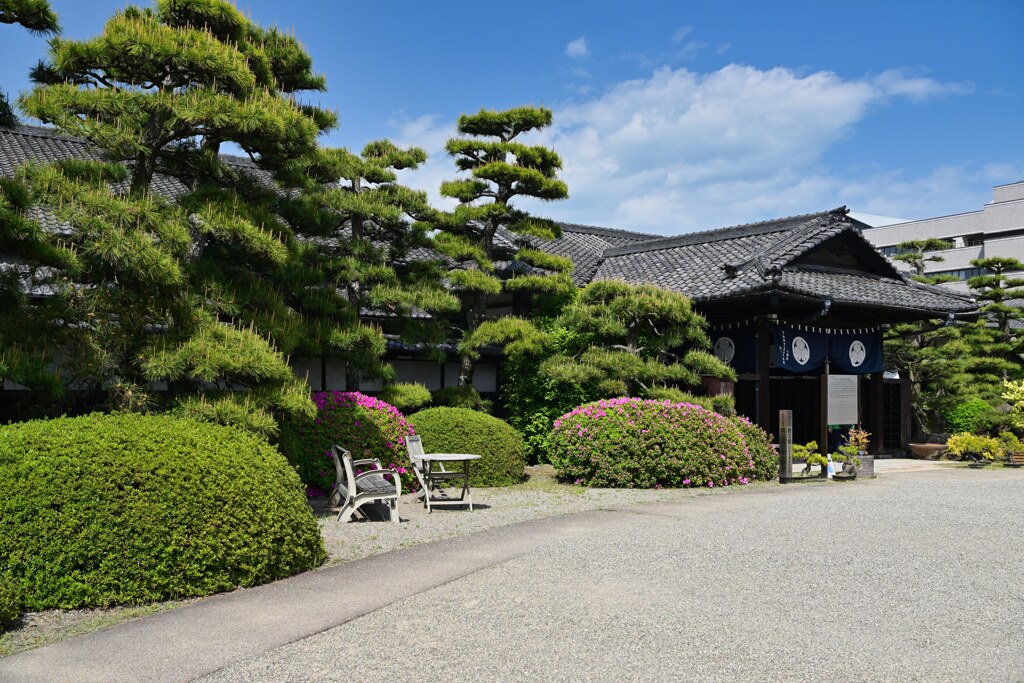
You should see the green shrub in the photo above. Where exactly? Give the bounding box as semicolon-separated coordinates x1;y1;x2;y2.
644;387;736;417
946;431;1003;461
0;573;21;629
731;416;778;480
407;408;526;487
0;413;325;610
283;391;416;495
945;398;996;434
377;383;432;412
998;430;1022;454
550;398;755;488
430;386;493;412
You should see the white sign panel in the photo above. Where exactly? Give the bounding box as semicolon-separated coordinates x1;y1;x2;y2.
827;374;859;425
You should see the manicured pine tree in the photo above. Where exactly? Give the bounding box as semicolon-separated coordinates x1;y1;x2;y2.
433;106;575;386
21;0;333;195
540;280;735;398
890;238;958;284
884;255;1024;434
968;256;1024;344
0;0;59;127
300;141;460;390
11;0;340;432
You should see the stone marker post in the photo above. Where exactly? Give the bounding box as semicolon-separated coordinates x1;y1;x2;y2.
779;409;793;483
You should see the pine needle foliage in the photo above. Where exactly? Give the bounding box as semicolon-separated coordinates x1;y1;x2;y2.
890;238;954;280
305;141;459;388
0;0;60;126
8;161;309;433
541;279;735;398
20;0;334;196
433;106;574;386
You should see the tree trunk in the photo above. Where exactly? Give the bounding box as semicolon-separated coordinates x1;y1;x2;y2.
130;151;157;198
458;294;489;387
129;111;168;198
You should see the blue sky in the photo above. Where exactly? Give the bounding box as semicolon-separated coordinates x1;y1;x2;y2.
2;0;1022;234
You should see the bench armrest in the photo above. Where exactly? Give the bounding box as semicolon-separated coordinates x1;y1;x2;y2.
352;458;382;468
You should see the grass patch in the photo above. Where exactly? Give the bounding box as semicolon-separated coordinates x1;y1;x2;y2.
0;599;196;658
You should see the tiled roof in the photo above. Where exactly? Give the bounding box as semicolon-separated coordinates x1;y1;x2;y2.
579;209;975;314
0;124;192;199
533;222;661;285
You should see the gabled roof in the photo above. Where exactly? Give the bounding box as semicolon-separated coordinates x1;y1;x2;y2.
544;208;975;315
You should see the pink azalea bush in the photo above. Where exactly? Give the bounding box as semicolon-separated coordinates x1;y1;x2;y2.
549;397;756;488
730;415;778;481
287;391;417;495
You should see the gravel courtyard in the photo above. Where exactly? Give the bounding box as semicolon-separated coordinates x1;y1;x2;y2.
4;465;1020;682
207;467;1024;682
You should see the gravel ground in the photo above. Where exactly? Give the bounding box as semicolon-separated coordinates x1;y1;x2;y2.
205;467;1024;682
314;465;782;564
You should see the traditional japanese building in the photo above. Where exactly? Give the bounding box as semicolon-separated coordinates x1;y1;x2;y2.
535;209;976;453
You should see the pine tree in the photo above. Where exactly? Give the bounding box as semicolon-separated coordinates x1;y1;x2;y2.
301;141;459;390
0;0;60;127
540;280;735;398
7;0;341;433
968;256;1024;344
890;238;959;284
20;0;333;195
433;106;575;386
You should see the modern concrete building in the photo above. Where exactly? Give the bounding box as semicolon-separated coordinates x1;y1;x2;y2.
862;181;1024;292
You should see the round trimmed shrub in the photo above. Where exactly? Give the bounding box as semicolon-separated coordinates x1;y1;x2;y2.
945;398;996;435
0;573;20;629
0;413;325;610
731;415;778;481
407;407;526;487
286;391;416;495
550;398;755;488
377;383;432;412
430;386;493;412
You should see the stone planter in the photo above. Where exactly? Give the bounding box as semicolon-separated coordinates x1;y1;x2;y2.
855;454;875;478
908;443;948;460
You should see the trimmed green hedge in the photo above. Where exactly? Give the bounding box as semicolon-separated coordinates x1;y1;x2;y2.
0;573;19;629
407;408;526;487
0;413;325;610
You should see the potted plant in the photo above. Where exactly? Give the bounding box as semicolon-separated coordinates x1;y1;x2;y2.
834;426;873;478
794;441;827;477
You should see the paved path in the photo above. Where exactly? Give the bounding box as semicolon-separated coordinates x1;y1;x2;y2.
3;467;1022;682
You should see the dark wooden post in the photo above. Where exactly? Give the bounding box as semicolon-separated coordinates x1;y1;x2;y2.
869;371;884;455
820;364;830;463
757;317;771;429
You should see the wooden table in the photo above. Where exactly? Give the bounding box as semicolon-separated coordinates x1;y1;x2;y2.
417;453;481;512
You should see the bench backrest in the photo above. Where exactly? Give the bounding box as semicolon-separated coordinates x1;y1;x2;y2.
405;435;426;469
328;445;354;502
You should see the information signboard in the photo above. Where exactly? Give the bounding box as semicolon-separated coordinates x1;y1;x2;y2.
827;374;859;425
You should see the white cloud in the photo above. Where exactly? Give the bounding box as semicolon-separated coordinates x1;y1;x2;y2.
872;68;973;102
672;26;693;43
566;36;589;60
530;64;979;232
386;64;982;235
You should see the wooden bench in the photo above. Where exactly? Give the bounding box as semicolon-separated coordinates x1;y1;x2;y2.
1006;452;1024;469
